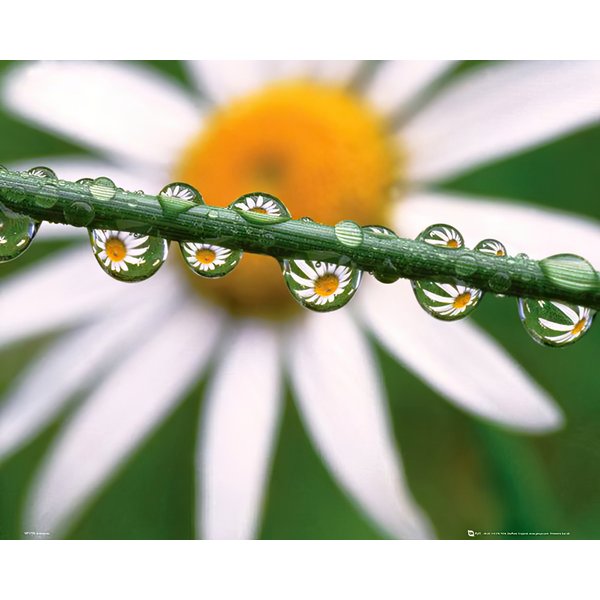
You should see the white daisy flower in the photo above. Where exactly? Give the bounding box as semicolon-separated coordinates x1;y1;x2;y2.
424;226;463;248
539;302;592;345
289;260;353;306
234;194;281;215
477;240;506;256
421;282;483;318
93;230;149;273
1;60;600;540
161;183;196;201
183;242;232;272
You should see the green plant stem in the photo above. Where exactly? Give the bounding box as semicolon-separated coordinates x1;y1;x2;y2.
0;169;599;310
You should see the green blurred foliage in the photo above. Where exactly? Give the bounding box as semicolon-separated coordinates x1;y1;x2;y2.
0;61;598;540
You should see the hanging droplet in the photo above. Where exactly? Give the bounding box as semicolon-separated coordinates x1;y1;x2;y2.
231;193;291;225
418;224;464;248
334;220;364;247
489;271;511;293
413;224;479;319
159;182;202;218
283;258;362;312
518;298;595;347
363;226;400;282
412;279;482;321
475;238;507;257
180;241;242;278
89;177;117;201
540;253;598;292
90;229;168;282
0;202;40;262
64;201;95;227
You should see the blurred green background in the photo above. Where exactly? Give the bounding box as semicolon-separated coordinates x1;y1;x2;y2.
0;61;598;540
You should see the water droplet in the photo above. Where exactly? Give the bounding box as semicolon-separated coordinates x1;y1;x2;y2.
90;229;168;282
374;257;401;284
64;201;95;227
231;193;291;225
283;258;362;312
299;216;315;223
28;166;57;179
158;182;202;218
412;279;482;321
417;224;464;248
76;178;94;186
363;225;398;238
455;253;478;278
334;220;364;248
489;271;511;293
518;298;595;347
89;177;117;201
516;252;529;260
540;253;598;292
475;238;507;257
0;203;40;262
207;210;219;219
180;242;242;278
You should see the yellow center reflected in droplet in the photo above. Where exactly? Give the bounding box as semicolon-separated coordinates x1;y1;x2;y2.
571;318;586;336
106;238;127;262
447;239;459;248
453;292;471;309
314;274;340;297
196;248;216;265
174;82;401;317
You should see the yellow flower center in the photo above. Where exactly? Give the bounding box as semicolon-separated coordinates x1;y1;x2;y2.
251;207;268;214
174;81;400;317
571;319;586;336
453;292;472;309
496;249;505;257
196;248;217;264
105;237;127;262
447;239;459;248
314;274;340;297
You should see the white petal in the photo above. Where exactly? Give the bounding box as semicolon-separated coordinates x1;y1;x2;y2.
3;61;202;170
311;60;362;86
403;61;600;181
0;285;177;462
395;190;600;266
24;299;223;536
359;279;563;432
199;321;282;540
187;61;295;104
287;311;433;539
365;60;455;116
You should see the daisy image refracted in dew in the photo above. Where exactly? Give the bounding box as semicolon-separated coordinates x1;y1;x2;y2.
420;282;482;319
539;302;593;345
288;260;355;307
234;194;281;215
92;230;149;273
1;60;600;540
182;242;233;273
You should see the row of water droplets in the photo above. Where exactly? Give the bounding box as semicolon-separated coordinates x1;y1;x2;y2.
0;166;597;348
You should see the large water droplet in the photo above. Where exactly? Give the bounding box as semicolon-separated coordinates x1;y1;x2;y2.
89;177;117;201
180;242;242;278
334;220;364;247
0;203;40;262
231;193;291;225
412;279;482;321
518;298;595;347
475;238;507;257
90;229;168;282
283;258;362;312
418;224;464;248
539;253;598;292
